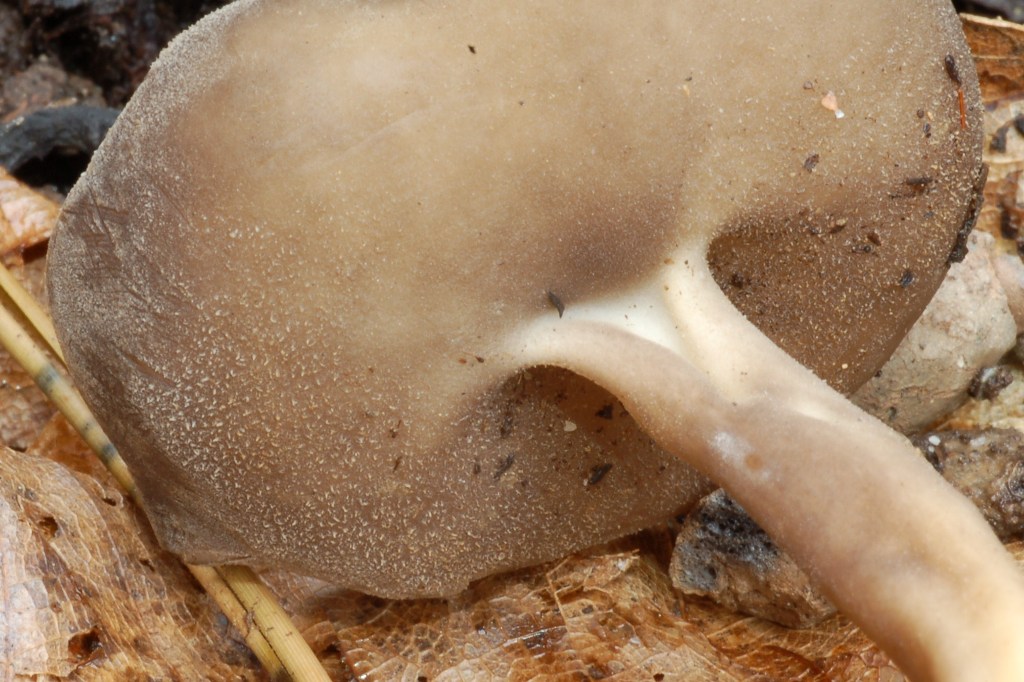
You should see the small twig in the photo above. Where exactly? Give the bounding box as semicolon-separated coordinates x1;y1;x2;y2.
188;565;286;680
0;297;134;490
0;261;63;360
0;261;329;681
218;565;332;682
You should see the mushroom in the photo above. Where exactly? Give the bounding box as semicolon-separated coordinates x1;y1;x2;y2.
46;1;1024;680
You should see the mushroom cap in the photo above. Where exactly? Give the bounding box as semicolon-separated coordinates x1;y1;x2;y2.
48;0;982;597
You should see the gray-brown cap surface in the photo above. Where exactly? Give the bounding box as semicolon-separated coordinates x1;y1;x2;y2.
47;2;1024;680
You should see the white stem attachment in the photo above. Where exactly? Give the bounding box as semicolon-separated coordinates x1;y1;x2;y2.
516;261;1024;682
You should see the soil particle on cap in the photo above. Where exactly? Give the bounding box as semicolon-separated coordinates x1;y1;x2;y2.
546;290;565;317
944;54;962;86
585;463;612;487
493;451;516;480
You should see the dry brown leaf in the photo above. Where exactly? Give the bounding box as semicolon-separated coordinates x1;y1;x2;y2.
3;416;907;681
964;14;1024;103
976;108;1024;254
5;417;904;682
0;166;57;262
0;361;52;451
0;423;258;680
0;172;58;450
0;255;53;450
255;533;907;682
963;15;1024;257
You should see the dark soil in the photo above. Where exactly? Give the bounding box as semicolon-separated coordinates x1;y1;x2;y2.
0;0;229;190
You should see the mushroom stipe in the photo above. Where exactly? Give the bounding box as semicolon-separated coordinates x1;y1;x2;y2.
47;1;1024;680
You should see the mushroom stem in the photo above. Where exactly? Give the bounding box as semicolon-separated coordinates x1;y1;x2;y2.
518;261;1024;682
